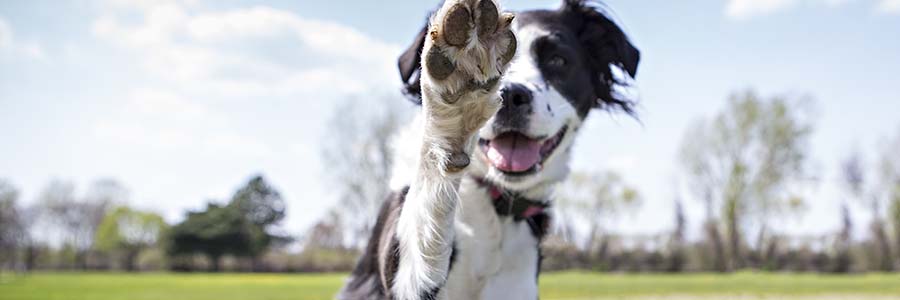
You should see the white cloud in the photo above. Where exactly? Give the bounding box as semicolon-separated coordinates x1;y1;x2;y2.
17;42;46;59
724;0;861;20
85;1;407;232
877;0;900;13
0;18;11;49
823;0;855;7
726;0;797;20
102;0;202;11
182;7;398;64
91;2;400;97
128;88;215;122
93;88;274;158
88;0;404;154
0;17;47;60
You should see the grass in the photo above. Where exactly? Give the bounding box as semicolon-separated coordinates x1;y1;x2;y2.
540;271;900;299
1;271;899;300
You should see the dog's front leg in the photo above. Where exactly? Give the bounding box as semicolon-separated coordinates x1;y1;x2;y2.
392;0;516;299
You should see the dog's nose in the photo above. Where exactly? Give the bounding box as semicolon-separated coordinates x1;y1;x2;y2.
501;83;533;109
493;83;533;133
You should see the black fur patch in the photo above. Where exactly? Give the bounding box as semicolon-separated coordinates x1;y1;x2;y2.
339;187;455;300
339;188;408;300
536;246;544;281
398;25;428;104
419;286;442;300
512;0;640;117
488;187;551;239
526;212;551;240
448;242;459;273
397;0;640;116
383;236;401;294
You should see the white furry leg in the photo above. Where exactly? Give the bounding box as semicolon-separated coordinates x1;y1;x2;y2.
392;0;516;299
394;175;459;300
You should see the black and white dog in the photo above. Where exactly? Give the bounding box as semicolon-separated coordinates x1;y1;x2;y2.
339;0;639;299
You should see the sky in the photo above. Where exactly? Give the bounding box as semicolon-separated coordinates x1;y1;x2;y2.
1;0;899;242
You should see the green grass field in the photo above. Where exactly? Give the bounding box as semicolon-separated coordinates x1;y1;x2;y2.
1;271;900;300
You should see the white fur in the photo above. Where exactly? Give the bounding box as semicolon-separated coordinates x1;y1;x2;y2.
392;0;510;299
471;24;583;193
440;177;542;300
391;6;581;300
478;218;540;300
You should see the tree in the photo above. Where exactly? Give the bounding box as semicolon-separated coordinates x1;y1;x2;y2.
666;196;688;272
229;175;285;228
301;209;346;251
680;120;728;272
95;206;168;271
0;180;24;270
842;148;894;271
879;127;900;262
554;171;641;261
679;90;813;271
832;203;853;273
890;184;900;262
35;179;123;269
321;97;406;249
167;203;259;271
167;175;288;271
227;175;288;265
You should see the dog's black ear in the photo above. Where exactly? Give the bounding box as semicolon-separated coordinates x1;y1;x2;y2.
398;24;429;105
561;0;640;114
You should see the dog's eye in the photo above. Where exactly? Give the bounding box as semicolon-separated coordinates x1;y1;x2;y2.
547;55;567;68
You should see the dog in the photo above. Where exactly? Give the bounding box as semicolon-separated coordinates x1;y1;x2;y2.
338;0;639;299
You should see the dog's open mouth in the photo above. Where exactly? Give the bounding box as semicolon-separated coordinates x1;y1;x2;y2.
479;126;567;176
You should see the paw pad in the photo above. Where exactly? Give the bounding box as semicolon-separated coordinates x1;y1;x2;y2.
426;47;456;80
477;0;498;39
442;4;472;47
500;30;516;65
425;0;516;84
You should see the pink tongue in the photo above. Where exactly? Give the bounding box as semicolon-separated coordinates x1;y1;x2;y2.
486;134;542;172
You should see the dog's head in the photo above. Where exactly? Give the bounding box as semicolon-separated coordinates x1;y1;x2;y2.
399;0;640;191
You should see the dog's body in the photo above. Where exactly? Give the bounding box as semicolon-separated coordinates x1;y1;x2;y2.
339;1;639;299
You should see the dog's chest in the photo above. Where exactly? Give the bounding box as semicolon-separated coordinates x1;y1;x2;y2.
441;180;540;300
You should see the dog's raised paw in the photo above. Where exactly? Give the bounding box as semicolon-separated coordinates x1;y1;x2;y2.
424;0;516;89
421;0;516;174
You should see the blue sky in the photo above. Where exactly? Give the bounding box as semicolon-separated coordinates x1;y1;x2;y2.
2;0;899;240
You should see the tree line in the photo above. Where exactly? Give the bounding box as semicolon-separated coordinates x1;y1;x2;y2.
2;90;899;273
0;175;296;272
304;91;900;273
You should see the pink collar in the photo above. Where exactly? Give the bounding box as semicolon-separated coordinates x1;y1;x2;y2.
472;177;549;220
